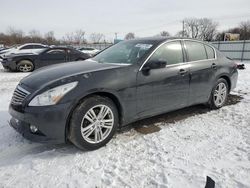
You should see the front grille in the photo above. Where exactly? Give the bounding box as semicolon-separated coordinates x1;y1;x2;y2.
11;85;30;105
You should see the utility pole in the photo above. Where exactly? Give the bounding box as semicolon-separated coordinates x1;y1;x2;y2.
182;20;184;37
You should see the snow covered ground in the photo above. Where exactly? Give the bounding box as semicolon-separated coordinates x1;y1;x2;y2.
0;64;249;188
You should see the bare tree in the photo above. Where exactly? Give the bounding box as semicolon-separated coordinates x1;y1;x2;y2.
239;20;250;40
216;20;250;41
63;30;86;44
6;26;24;44
124;32;135;40
29;29;42;43
199;18;218;41
159;31;170;37
29;30;41;38
89;33;104;43
182;18;200;38
44;31;56;44
179;18;218;41
74;29;86;44
63;32;74;44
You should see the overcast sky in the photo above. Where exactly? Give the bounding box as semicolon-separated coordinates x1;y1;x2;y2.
0;0;250;41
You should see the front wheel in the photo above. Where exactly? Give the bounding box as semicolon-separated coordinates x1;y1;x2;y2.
17;60;34;72
68;95;119;150
209;78;229;109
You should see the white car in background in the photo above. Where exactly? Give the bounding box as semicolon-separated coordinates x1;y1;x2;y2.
79;47;100;56
0;43;49;56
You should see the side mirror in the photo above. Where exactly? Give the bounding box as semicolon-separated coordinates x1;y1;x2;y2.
142;60;167;72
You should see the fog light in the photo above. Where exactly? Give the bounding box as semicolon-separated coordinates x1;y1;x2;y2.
30;125;38;133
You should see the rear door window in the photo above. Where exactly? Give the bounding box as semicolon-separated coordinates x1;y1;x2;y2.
185;41;207;61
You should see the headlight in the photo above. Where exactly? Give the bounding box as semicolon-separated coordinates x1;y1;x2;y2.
29;81;78;106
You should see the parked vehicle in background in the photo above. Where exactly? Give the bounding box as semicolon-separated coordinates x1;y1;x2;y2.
0;43;49;56
8;37;238;150
1;47;90;72
79;47;100;56
0;47;8;51
0;44;6;51
0;47;13;55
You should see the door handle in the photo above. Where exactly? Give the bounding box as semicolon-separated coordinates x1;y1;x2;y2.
211;63;217;69
179;69;187;76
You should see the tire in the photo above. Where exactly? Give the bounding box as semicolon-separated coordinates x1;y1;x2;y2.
208;78;229;109
68;95;119;150
17;60;34;72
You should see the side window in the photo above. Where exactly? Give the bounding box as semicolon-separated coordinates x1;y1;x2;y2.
205;45;215;59
20;45;32;50
149;41;184;65
32;45;46;49
185;41;207;61
46;49;66;55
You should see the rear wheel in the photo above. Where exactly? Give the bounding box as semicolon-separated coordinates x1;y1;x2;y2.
68;95;119;150
209;78;229;109
17;60;34;72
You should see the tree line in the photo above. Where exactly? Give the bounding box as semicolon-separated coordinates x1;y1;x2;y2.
1;18;250;46
125;18;250;41
0;27;107;46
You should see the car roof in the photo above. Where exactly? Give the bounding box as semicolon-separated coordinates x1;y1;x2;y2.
19;43;47;46
129;37;206;43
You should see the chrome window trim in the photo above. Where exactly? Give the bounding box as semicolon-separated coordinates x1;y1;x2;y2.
139;39;217;71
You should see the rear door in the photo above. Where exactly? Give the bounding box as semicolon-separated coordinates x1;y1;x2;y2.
184;40;217;105
136;40;190;117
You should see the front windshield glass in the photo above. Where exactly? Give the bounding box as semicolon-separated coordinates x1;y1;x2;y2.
93;40;156;64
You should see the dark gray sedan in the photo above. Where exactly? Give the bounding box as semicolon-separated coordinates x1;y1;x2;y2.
1;47;90;72
9;37;238;150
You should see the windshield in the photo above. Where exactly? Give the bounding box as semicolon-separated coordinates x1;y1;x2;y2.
93;40;155;64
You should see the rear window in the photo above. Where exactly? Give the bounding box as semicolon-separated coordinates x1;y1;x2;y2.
205;45;215;59
32;45;46;49
185;41;207;61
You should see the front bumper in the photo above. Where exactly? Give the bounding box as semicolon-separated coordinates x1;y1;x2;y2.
1;59;16;70
9;102;73;144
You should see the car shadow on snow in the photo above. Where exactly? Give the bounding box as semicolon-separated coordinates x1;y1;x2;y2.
123;94;243;135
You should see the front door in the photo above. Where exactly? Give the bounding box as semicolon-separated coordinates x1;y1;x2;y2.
39;49;67;68
136;40;190;118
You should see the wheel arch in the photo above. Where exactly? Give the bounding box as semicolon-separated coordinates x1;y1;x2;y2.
65;91;124;142
16;58;34;65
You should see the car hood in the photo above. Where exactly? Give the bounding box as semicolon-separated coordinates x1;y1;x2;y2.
20;59;129;90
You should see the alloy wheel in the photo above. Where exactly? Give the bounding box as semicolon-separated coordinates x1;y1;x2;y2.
19;64;33;72
80;105;114;144
213;82;227;107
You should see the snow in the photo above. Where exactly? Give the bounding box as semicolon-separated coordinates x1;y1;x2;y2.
0;63;250;188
